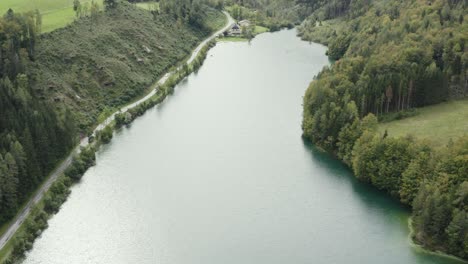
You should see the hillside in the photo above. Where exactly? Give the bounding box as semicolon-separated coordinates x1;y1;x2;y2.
300;0;467;260
0;0;225;244
29;2;225;131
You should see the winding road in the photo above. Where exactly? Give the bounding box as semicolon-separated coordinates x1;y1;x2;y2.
0;11;234;252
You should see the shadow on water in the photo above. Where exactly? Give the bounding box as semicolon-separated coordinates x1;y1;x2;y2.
301;138;410;215
301;138;468;264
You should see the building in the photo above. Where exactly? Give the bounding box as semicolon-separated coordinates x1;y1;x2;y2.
238;20;251;28
228;23;242;36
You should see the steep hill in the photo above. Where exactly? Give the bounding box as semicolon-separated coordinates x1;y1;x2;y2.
300;0;467;259
29;2;225;131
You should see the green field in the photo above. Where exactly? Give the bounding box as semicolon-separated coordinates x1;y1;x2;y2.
0;0;103;32
217;36;249;42
136;2;159;11
254;25;269;34
378;100;468;146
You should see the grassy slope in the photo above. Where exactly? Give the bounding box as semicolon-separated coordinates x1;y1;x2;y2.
0;0;103;32
378;100;468;146
254;25;269;34
29;3;225;131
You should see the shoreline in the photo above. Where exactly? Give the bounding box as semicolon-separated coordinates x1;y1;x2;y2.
2;8;463;263
304;137;467;263
407;217;468;263
0;10;234;261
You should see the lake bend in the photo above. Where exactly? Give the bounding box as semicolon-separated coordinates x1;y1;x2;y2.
22;29;464;264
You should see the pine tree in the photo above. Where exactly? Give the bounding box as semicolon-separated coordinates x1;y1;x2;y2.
446;209;467;257
9;141;28;197
21;127;41;187
3;153;19;214
104;0;118;10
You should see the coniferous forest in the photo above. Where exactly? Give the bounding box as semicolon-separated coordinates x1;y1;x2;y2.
0;10;76;224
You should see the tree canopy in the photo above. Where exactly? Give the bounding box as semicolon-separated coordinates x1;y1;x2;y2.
301;0;467;258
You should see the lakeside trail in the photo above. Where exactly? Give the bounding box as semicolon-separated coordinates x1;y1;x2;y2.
0;11;234;252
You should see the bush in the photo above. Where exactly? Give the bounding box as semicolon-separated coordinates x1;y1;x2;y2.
43;177;72;214
97;126;113;144
326;33;350;60
64;146;96;181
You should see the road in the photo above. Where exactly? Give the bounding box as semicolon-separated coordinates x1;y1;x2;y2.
91;11;234;137
0;11;234;252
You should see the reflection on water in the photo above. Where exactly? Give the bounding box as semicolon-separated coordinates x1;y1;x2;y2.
23;29;464;264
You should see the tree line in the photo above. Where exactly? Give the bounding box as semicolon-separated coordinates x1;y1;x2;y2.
302;0;467;258
0;10;76;224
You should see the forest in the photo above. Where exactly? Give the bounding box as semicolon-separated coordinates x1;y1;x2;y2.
300;0;467;259
0;9;76;225
0;0;224;235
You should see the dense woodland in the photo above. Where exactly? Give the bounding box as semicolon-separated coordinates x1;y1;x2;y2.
0;0;224;232
0;10;76;225
300;0;467;259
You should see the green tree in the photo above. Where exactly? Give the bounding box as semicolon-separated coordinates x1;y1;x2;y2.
9;141;28;196
90;0;100;18
3;153;19;214
337;111;375;165
104;0;119;10
400;145;433;205
73;0;82;17
446;209;468;258
34;9;42;34
327;33;350;60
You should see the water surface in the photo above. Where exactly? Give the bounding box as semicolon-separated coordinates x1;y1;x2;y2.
23;29;463;264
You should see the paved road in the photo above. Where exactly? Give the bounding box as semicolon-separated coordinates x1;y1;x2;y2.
92;11;234;137
0;11;234;252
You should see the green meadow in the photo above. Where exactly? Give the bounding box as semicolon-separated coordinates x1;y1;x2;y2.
379;100;468;146
254;25;269;34
0;0;103;32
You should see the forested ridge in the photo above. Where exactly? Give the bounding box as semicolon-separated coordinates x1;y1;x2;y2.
299;0;468;259
0;0;224;234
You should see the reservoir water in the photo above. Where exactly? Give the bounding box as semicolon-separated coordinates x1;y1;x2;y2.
23;29;464;264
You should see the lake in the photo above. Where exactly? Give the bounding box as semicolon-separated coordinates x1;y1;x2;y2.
23;29;463;264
